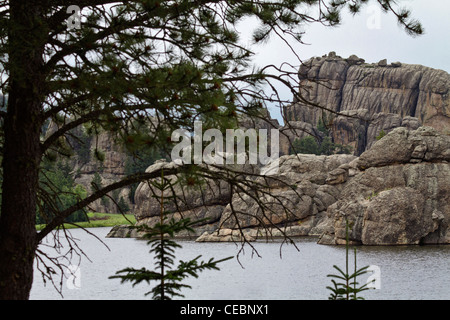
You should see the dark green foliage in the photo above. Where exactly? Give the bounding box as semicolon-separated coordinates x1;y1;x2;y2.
290;117;353;155
110;170;232;300
291;136;321;155
326;219;373;300
90;172;103;193
72;129;92;165
290;135;353;155
110;189;130;213
319;136;335;155
117;196;130;214
37;161;88;224
317;117;329;136
376;129;386;141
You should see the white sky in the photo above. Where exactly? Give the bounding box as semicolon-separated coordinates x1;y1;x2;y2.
240;0;450;123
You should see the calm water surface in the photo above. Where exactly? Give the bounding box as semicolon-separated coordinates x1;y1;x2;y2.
30;227;450;300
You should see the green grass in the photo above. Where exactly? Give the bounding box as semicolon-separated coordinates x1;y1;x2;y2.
36;212;136;230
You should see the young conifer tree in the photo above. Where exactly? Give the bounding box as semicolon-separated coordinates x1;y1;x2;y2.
110;170;232;300
326;219;373;300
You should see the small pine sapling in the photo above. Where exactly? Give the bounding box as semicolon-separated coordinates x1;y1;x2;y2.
110;170;233;299
326;219;373;300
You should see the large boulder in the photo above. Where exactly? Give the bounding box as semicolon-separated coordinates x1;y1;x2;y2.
357;126;450;169
361;187;431;245
133;159;232;234
318;127;450;245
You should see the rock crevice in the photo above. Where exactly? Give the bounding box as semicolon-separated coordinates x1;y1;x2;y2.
284;52;450;155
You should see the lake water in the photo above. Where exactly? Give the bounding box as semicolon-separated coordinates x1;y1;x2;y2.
30;227;450;300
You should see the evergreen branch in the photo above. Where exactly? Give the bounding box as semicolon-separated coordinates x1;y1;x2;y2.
36;166;180;242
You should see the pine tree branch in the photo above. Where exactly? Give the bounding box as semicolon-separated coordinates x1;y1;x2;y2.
36;166;180;242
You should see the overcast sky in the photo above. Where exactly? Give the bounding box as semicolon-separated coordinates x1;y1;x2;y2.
241;0;450;123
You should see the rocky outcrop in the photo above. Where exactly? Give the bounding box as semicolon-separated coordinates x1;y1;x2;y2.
110;152;359;241
284;52;450;155
72;131;132;213
357;126;450;169
132;159;231;237
318;126;450;245
44;121;132;213
216;154;356;234
111;127;450;246
46;54;450;219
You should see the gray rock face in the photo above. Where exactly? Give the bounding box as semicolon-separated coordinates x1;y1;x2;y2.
129;153;358;241
127;127;450;246
133;159;231;234
318;127;450;245
284;52;450;155
44;121;132;214
217;154;356;235
361;187;431;245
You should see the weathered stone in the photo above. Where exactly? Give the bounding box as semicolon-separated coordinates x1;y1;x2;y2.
319;127;450;245
130;152;357;242
326;167;348;185
197;154;357;239
378;59;388;67
106;225;141;238
284;54;450;155
346;54;365;66
357;126;450;169
361;187;430;245
133;160;231;222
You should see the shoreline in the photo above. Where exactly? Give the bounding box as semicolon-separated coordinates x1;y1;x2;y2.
106;223;450;247
35;212;136;231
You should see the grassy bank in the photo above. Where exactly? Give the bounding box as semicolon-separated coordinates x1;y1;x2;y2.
36;212;136;231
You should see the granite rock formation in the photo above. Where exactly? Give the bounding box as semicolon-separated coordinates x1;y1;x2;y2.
47;54;450;215
109;152;358;240
132;159;231;238
44;121;131;213
109;127;450;246
283;52;450;155
318;126;450;245
49;52;450;243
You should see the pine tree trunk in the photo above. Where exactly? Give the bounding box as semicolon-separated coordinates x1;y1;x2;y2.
0;1;45;300
0;119;40;299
